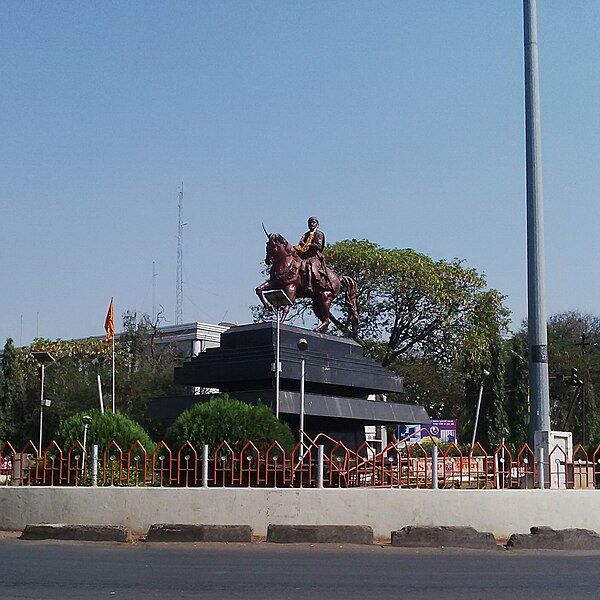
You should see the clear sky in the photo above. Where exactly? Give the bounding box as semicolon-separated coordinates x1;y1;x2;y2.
2;1;599;345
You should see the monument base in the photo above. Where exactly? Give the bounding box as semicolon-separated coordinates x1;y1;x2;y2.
149;322;429;441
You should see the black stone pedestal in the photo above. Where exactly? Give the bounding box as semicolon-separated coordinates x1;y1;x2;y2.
148;322;429;441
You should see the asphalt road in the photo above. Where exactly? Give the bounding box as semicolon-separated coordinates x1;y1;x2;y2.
3;537;600;599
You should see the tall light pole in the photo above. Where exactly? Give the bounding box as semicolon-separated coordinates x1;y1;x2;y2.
524;0;551;437
297;338;309;455
262;289;293;419
470;369;490;449
32;351;55;452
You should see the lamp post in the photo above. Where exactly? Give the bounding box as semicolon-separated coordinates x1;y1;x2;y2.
262;289;293;419
297;338;309;455
32;351;55;452
470;369;491;449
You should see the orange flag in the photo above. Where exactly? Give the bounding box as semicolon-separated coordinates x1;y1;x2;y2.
104;297;115;341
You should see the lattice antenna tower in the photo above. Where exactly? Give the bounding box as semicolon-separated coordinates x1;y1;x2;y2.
176;182;186;325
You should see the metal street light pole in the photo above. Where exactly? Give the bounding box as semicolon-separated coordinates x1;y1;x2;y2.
276;307;282;418
297;338;308;466
262;290;293;419
38;363;45;451
524;0;551;438
470;369;490;449
33;351;55;452
81;415;92;476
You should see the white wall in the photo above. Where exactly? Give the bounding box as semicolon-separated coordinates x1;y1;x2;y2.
1;487;598;539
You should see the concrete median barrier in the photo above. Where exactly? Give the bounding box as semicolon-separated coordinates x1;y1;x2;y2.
20;524;131;543
391;526;498;549
267;524;373;544
146;524;252;542
507;526;600;550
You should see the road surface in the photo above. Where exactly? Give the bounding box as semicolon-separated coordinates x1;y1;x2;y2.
2;537;600;599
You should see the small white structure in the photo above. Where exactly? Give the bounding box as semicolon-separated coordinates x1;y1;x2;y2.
153;322;230;358
535;430;573;489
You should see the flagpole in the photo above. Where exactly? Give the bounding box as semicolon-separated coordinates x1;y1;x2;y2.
104;296;116;413
111;334;115;413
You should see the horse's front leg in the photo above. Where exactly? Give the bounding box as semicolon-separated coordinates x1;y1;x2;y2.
255;280;273;311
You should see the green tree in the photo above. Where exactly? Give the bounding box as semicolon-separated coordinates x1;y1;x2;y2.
166;395;295;451
505;334;529;447
9;310;185;443
544;311;600;447
324;240;509;366
461;335;509;449
55;409;154;452
0;339;29;444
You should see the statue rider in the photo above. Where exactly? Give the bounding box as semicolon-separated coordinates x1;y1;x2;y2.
293;216;332;294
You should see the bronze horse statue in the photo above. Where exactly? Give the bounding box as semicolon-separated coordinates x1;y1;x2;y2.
256;231;359;333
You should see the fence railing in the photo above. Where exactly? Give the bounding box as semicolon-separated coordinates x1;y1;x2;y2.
1;433;598;489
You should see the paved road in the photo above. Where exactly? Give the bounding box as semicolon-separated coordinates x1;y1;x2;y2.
2;537;600;599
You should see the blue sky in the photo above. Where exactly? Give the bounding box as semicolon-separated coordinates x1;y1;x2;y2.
2;1;599;344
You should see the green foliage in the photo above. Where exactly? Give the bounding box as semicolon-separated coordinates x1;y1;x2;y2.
462;336;508;448
379;356;465;420
324;240;509;367
544;311;600;447
505;334;529;446
0;339;30;444
2;310;185;445
54;409;154;452
480;338;509;448
166;395;295;451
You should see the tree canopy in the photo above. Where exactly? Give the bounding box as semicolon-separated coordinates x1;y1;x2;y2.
324;240;509;368
0;312;184;446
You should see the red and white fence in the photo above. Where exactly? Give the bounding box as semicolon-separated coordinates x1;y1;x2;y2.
1;432;598;489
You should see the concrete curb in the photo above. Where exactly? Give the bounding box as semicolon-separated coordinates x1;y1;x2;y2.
20;524;131;543
146;524;252;543
267;524;373;544
391;526;498;550
507;526;600;550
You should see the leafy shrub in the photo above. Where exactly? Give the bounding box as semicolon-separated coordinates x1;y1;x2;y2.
54;409;154;452
166;395;295;452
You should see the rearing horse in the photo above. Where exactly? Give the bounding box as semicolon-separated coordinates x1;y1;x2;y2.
255;232;359;333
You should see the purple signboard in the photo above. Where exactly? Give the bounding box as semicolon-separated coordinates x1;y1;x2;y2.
421;419;457;443
397;419;457;444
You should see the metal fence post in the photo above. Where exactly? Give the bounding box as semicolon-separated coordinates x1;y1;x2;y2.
431;444;438;490
202;444;209;488
92;445;98;487
317;445;324;488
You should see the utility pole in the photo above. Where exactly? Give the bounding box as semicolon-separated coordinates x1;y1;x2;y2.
176;182;186;325
524;0;550;438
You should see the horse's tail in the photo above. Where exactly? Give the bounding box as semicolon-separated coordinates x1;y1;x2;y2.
340;276;359;329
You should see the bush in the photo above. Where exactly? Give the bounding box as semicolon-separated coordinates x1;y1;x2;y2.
54;409;154;452
166;395;295;452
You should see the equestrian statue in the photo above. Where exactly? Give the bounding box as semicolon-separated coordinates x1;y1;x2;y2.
256;216;359;333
